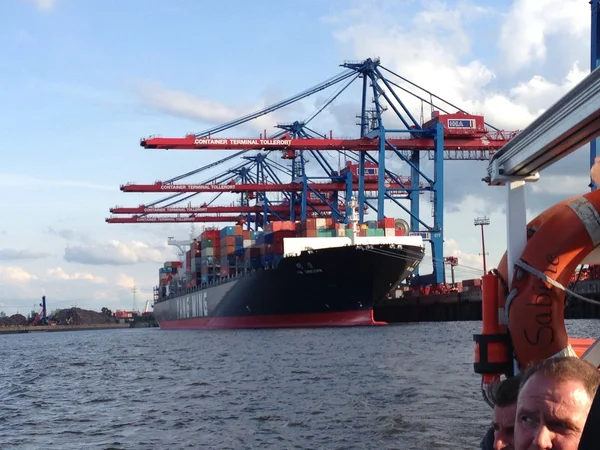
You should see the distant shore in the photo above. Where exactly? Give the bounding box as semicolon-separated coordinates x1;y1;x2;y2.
0;323;132;334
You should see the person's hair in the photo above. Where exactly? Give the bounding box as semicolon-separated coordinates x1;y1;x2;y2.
519;356;600;399
491;374;522;407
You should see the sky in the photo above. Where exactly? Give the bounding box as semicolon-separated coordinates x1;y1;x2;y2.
0;0;595;316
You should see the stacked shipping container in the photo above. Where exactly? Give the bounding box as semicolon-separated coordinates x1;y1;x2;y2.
163;218;408;290
198;229;220;285
294;217;404;238
159;261;183;286
219;225;250;277
258;221;295;267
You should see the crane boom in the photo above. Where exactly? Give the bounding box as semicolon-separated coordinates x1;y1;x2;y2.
110;204;336;214
120;181;417;193
140;135;512;151
106;214;283;224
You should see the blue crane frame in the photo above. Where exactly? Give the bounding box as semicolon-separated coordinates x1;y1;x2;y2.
112;58;514;286
180;58;447;284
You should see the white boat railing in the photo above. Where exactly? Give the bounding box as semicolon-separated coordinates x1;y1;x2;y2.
484;67;600;282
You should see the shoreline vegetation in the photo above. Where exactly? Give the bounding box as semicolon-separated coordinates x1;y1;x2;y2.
0;306;158;334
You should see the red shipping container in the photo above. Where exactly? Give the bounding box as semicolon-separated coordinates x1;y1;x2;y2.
378;218;395;229
201;229;220;240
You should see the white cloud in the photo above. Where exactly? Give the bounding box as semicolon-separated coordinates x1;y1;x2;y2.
325;2;495;119
481;62;588;129
509;63;588;110
444;238;485;275
64;239;177;266
45;267;107;284
137;81;243;124
25;0;58;12
0;266;37;283
322;0;591;134
115;273;136;289
529;174;590;197
498;0;589;74
135;81;294;136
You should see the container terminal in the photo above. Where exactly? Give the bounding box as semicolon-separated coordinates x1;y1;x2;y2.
104;53;600;325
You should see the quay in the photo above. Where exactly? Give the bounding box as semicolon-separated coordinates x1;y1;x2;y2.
0;323;131;335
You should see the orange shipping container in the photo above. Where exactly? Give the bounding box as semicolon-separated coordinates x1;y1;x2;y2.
223;245;237;256
221;235;237;248
305;219;318;230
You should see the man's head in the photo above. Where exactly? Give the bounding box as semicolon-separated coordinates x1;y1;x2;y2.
490;374;522;450
514;356;600;450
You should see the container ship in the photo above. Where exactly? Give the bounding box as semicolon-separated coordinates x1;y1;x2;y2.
153;215;425;329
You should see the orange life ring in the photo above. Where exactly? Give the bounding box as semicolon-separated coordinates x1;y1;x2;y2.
508;189;600;370
494;195;587;356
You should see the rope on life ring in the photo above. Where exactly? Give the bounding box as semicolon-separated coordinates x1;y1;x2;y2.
507;191;600;370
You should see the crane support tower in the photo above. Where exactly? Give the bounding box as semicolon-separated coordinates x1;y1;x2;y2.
108;58;519;286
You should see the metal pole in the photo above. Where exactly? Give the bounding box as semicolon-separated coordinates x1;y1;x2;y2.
41;295;47;325
481;224;487;273
474;216;490;274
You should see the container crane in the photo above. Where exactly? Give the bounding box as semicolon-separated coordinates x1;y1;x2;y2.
109;58;520;286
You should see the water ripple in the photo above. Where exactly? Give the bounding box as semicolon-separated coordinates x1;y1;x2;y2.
0;320;595;449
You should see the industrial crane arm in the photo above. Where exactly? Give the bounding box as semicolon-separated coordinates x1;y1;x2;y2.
109;204;335;214
119;181;418;193
106;214;282;224
140;135;513;152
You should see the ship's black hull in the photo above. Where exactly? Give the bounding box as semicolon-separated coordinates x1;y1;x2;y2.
153;243;424;329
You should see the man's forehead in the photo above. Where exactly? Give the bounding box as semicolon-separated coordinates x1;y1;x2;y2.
520;374;590;404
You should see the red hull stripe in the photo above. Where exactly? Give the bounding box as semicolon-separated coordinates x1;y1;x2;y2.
158;309;386;330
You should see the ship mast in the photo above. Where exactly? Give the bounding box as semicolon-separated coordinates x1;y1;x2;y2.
349;196;359;245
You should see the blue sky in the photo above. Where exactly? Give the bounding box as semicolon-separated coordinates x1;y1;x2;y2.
0;0;593;315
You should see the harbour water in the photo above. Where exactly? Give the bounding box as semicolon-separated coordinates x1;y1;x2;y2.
0;320;597;449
